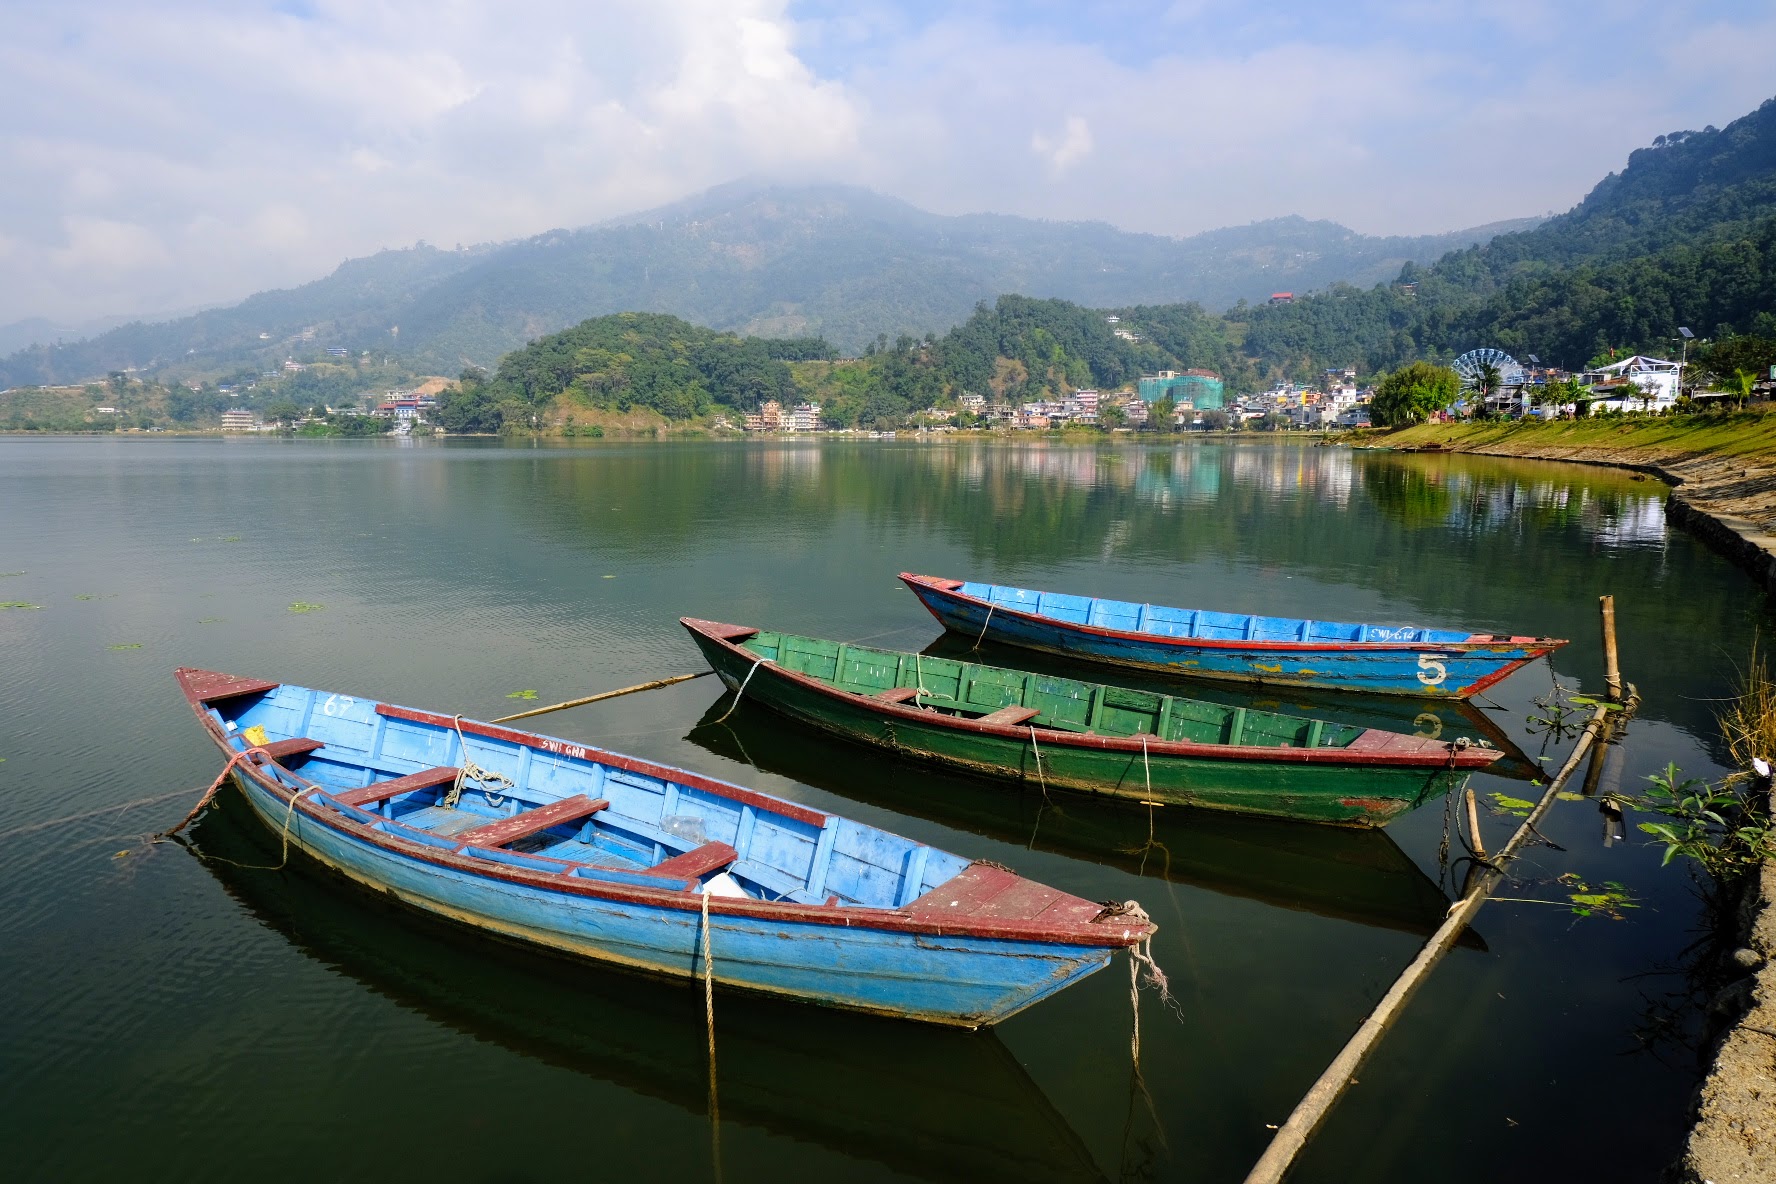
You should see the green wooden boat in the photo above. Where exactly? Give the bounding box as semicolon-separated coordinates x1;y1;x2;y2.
682;618;1502;827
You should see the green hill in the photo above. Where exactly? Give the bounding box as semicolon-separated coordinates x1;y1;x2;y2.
1240;96;1776;373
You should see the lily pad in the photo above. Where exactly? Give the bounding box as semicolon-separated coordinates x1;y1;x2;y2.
288;602;325;613
197;617;223;624
108;643;143;650
506;689;539;700
1;602;43;610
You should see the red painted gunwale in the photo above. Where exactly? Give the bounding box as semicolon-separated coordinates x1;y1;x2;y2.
898;573;1566;695
172;668;1147;949
680;619;1501;772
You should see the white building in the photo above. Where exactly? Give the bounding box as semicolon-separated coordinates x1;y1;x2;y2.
1583;355;1682;410
790;402;822;431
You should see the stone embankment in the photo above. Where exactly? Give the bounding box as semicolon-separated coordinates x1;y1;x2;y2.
1372;424;1776;1179
1678;859;1776;1184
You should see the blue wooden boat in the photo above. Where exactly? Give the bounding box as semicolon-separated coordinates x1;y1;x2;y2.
175;668;1152;1027
900;574;1566;699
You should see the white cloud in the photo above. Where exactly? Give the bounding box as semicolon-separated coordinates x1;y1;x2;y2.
0;0;1773;324
1032;116;1093;175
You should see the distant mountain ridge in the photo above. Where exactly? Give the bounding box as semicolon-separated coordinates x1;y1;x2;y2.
0;184;1538;388
1239;95;1776;371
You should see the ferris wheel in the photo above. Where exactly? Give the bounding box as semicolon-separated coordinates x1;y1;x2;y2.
1452;348;1522;389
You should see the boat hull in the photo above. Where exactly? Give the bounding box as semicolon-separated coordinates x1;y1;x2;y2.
688;628;1472;827
226;767;1113;1027
903;576;1556;699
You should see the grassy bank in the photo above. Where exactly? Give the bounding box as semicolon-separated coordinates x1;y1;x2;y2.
1373;406;1776;463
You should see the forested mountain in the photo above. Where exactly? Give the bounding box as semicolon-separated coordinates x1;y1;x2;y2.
1240;96;1776;372
0;184;1534;389
440;297;1245;431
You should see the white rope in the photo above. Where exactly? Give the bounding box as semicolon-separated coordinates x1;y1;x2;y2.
1028;725;1051;802
913;651;929;705
701;884;722;1180
713;658;772;725
972;602;996;651
1115;900;1175;1068
445;715;515;809
1140;735;1157;866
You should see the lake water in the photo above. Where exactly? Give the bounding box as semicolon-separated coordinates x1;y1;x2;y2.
1;436;1769;1183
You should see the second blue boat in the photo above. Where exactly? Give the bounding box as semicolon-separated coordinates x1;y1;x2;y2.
900;573;1565;699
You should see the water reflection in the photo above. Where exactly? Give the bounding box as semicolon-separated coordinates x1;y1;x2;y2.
686;700;1474;945
188;801;1105;1184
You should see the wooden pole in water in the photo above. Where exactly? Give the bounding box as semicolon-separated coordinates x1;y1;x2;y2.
490;671;714;723
1463;787;1487;859
1241;702;1611;1184
1600;594;1623;703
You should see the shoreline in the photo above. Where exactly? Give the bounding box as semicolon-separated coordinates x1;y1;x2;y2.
1370;420;1776;1181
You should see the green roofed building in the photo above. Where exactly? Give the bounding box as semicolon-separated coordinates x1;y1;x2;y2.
1137;370;1224;410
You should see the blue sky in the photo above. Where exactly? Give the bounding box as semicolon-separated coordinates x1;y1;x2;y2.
2;0;1773;325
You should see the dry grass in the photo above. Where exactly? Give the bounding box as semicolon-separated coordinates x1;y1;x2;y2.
1720;639;1776;775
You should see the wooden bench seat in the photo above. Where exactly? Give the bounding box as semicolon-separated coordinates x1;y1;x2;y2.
874;686;922;703
250;737;324;764
453;795;610;849
334;767;461;808
974;705;1043;728
643;841;738;881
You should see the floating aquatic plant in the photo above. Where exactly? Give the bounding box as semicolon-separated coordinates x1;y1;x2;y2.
1489;792;1536;817
506;689;539;700
288;602;325;613
1558;874;1637;920
1;602;42;610
108;643;143;650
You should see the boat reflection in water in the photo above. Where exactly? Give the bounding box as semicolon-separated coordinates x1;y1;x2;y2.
188;802;1106;1184
922;634;1542;783
687;701;1481;948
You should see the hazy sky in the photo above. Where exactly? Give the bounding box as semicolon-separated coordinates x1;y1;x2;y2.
3;0;1773;325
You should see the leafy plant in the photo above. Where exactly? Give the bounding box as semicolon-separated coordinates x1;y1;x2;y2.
1;602;43;609
1636;762;1776;877
506;690;539;700
288;602;325;613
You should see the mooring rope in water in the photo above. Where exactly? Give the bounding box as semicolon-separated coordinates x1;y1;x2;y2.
154;746;269;840
1027;725;1052;802
1095;900;1175;1068
1138;736;1159;874
0;787;206;843
971;603;996;652
712;658;771;725
700;884;722;1182
444;716;515;809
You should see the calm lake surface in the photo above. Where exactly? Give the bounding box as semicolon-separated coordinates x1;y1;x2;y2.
2;436;1770;1183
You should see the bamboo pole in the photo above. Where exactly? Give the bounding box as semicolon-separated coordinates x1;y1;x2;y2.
490;671;714;723
1600;594;1622;703
1463;787;1487;858
1241;701;1610;1184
